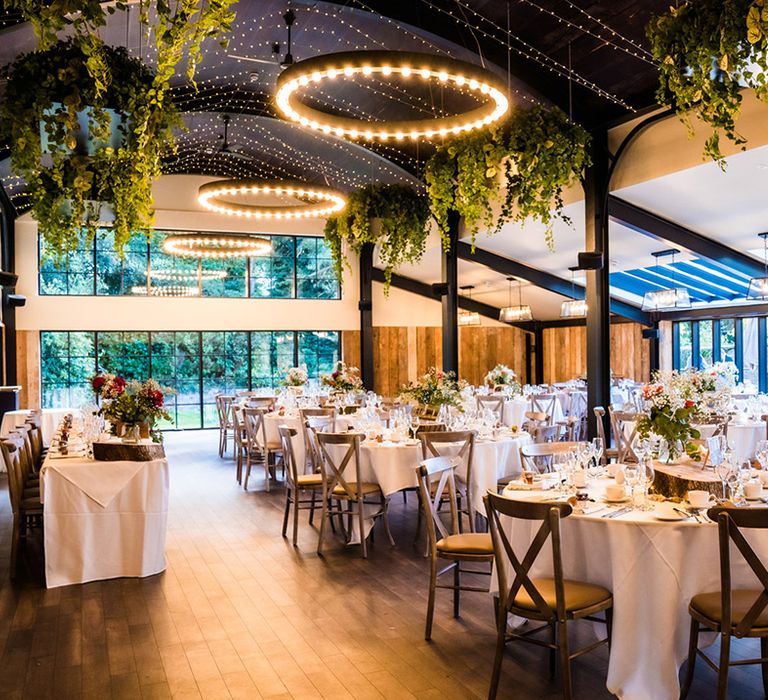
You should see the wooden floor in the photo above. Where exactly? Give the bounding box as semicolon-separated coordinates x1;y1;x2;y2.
0;430;762;699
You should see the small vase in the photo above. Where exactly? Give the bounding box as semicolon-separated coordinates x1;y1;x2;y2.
660;439;685;464
122;424;141;443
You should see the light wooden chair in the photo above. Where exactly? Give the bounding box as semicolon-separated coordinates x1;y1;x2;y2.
299;407;336;466
242;407;283;491
420;430;476;532
477;395;505;423
0;436;43;577
608;408;640;463
278;425;323;546
484;492;613;700
215;394;236;457
415;457;494;640
532;424;560;444
530;394;558;425
245;396;276;411
680;506;768;700
231;406;249;484
315;432;394;558
593;407;619;465
519;441;584;474
524;410;550;434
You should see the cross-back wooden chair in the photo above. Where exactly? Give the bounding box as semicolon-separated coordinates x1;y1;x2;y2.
484;492;613;700
241;407;283;491
530;394;558;425
245;396;276;411
315;432;394;558
477;395;505;423
680;506;768;700
299;407;336;466
608;408;640;463
415;457;494;640
420;430;476;532
230;406;249;483
593;407;619;465
278;425;323;546
215;394;236;458
24;419;46;469
524;410;549;434
532;424;560;445
0;436;42;577
519;441;584;475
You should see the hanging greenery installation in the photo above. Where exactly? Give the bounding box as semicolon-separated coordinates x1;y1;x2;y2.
424;105;591;249
647;0;768;165
323;184;430;293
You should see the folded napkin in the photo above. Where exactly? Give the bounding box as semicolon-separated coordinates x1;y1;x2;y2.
43;458;149;508
504;481;536;491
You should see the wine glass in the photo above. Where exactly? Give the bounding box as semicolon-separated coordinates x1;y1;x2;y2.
715;459;734;500
637;457;656;511
624;465;639;506
591;437;604;469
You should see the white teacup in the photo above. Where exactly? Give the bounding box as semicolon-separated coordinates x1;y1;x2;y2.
606;463;622;478
687;490;717;508
744;481;764;500
572;469;587;488
605;484;626;501
758;471;768;487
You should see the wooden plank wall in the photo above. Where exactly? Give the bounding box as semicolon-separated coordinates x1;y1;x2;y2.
542;323;650;384
16;330;40;409
373;327;410;398
459;326;528;385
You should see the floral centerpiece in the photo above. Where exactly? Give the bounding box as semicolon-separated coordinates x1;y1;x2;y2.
92;373;173;441
484;364;521;394
399;367;466;417
707;361;739;390
281;366;309;388
637;370;702;462
321;361;363;392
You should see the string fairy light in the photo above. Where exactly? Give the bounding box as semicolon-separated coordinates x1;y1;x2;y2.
162;233;273;259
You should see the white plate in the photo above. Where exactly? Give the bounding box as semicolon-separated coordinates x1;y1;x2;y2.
603;496;631;504
653;508;688;521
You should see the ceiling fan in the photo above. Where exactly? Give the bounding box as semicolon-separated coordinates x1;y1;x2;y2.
227;8;296;69
203;114;254;162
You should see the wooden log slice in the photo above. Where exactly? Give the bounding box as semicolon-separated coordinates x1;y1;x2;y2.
92;440;166;462
652;460;722;500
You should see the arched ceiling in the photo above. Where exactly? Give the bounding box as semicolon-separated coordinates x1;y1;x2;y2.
0;0;670;208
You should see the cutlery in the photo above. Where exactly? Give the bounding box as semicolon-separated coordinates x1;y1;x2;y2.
673;506;697;521
603;506;633;519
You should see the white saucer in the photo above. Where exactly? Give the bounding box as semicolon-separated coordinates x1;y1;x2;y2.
653;507;688;521
603;496;631;504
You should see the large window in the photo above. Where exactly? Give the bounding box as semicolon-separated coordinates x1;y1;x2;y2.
39;229;340;300
672;317;768;391
40;330;341;428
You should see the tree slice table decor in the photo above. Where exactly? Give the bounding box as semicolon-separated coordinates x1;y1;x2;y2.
652;460;721;500
93;440;166;462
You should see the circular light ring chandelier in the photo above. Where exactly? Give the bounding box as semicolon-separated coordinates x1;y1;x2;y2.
162;233;272;259
131;285;199;297
197;180;347;219
151;269;229;282
275;50;510;141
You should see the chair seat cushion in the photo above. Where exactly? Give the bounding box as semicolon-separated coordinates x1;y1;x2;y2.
436;533;493;555
513;577;612;614
296;473;323;487
332;482;381;496
690;590;768;628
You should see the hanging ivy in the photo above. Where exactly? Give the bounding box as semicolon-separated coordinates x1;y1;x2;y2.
0;41;181;263
424;105;591;249
3;0;238;261
647;0;768;166
324;184;430;293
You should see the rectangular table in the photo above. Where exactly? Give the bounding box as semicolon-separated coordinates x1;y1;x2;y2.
40;452;169;588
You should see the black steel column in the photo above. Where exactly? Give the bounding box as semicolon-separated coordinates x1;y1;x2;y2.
0;184;16;386
441;211;460;375
359;242;374;390
585;131;611;439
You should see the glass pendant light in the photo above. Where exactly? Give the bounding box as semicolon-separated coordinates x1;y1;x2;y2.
560;266;587;318
641;249;691;311
458;285;481;326
499;276;533;322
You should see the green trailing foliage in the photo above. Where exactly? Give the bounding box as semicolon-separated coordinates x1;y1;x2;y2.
323;184;430;294
3;0;238;262
424;106;591;250
647;0;768;166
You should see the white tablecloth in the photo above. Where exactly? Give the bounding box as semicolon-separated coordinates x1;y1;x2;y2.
1;407;73;443
263;412;355;471
40;451;169;588
498;479;768;700
503;397;565;427
696;421;766;462
326;433;531;518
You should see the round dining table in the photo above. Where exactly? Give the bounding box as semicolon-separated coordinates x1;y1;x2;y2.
502;397;565;428
497;477;768;700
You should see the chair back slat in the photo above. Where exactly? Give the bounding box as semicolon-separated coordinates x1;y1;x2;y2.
278;425;300;488
415;457;461;546
316;432;363;500
708;506;768;637
242;407;267;452
476;396;504;421
485;491;573;623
